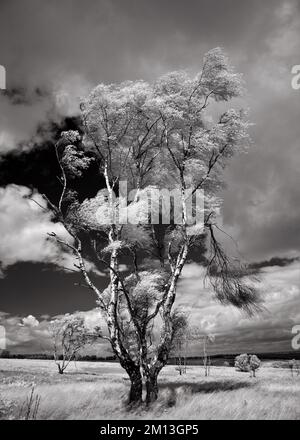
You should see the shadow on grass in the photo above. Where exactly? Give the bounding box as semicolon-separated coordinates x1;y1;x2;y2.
159;379;253;394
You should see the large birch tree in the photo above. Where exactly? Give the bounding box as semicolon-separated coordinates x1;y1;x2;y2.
44;48;260;405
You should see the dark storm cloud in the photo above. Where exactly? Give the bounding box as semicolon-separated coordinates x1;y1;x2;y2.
220;1;300;261
0;0;283;85
250;257;300;270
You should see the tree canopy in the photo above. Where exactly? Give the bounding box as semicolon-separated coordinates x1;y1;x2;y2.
41;47;261;404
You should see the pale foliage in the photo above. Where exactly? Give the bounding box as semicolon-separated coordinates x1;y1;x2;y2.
235;353;261;373
61;145;94;179
46;47;260;403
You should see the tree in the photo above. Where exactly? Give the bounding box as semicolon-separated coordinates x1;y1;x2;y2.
288;359;299;377
188;326;215;376
235;353;250;372
0;349;10;359
249;354;260;377
235;353;261;377
40;47;260;405
50;314;100;374
202;334;215;377
171;312;190;375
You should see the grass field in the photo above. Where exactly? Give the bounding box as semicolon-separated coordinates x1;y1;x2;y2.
0;358;299;420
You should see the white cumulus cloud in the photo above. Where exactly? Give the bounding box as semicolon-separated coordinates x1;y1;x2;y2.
22;315;39;327
0;184;105;277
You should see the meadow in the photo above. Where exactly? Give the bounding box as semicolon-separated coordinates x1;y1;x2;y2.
0;358;299;420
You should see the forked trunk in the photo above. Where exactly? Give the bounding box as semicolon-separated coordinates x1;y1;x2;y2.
127;366;143;405
145;370;159;405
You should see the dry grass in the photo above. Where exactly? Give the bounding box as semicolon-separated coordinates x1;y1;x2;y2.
0;359;299;420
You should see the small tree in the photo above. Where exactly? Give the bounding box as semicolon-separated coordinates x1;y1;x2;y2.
249;354;260;377
289;359;298;377
171;312;190;375
50;314;100;374
235;353;260;377
235;353;250;372
189;326;215;376
0;349;10;359
203;334;215;377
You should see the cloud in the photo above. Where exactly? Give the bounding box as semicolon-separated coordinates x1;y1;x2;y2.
220;0;300;261
250;257;299;270
267;0;300;58
176;261;300;354
0;91;54;154
0;184;105;276
72;309;107;334
0;78;93;154
0;313;52;352
22;315;39;327
1;258;299;356
0;308;109;355
0;184;72;269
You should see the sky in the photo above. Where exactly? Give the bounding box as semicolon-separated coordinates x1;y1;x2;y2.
0;0;299;356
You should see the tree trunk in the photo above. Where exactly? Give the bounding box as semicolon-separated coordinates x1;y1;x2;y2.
57;365;64;374
145;370;159;405
127;367;143;405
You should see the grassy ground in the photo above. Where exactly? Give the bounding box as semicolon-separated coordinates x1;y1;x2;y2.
0;359;299;420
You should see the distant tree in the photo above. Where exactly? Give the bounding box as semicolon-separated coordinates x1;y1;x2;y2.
39;47;261;404
235;353;261;377
172;322;215;376
249;354;260;377
49;314;100;374
0;349;10;359
172;312;190;375
202;334;215;377
235;353;250;372
288;359;299;377
189;326;215;376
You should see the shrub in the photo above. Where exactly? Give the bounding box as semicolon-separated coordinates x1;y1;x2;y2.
235;353;250;372
235;353;261;376
249;355;261;371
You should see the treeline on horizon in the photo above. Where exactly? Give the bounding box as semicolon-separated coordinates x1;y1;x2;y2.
1;350;299;364
0;350;117;362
